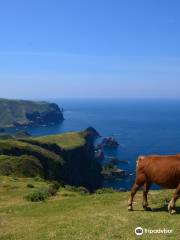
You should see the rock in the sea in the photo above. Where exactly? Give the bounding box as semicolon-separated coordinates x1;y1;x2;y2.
110;168;127;177
102;168;128;179
105;156;119;165
100;137;119;148
105;156;129;165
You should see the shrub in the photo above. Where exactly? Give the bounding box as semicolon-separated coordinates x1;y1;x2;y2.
48;182;60;196
0;161;14;176
76;186;89;195
34;176;43;182
48;186;57;196
65;185;77;192
51;181;61;190
95;188;115;194
26;183;34;188
25;188;48;202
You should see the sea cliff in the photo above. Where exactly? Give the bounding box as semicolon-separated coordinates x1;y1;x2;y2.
0;128;102;191
0;98;64;128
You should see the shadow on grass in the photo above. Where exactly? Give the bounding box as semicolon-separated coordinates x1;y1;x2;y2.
152;205;180;214
130;206;180;214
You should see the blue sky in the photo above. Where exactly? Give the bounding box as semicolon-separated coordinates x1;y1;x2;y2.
0;0;180;99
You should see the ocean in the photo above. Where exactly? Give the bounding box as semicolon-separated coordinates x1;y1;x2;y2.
15;99;180;190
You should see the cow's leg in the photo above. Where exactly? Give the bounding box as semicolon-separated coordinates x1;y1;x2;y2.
128;183;140;211
128;175;145;211
142;182;152;211
168;183;180;214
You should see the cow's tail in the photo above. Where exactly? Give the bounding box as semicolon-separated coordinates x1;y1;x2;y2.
136;155;145;169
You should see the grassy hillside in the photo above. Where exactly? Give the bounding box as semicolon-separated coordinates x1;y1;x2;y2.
0;132;86;179
23;131;86;150
0;98;63;128
0;138;64;180
0;130;102;190
0;176;179;240
0;155;43;177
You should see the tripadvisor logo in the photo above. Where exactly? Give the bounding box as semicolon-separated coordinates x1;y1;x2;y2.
135;227;143;236
135;226;173;236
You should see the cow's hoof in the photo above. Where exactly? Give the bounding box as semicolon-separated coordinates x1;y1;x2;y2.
169;209;176;215
143;206;152;211
128;206;133;211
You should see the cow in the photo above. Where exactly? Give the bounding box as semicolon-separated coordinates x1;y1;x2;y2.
128;155;180;214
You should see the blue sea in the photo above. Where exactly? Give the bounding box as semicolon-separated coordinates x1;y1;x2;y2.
12;99;180;190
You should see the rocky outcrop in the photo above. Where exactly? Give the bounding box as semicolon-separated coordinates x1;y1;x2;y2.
86;127;101;138
105;156;129;165
102;166;129;179
99;137;119;148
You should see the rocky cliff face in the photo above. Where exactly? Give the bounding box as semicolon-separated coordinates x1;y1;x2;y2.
25;103;64;127
59;133;102;191
0;129;102;191
0;99;64;128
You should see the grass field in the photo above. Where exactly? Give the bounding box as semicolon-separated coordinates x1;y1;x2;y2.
0;176;179;240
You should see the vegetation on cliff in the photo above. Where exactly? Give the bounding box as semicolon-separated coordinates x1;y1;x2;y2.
0;98;64;128
0;129;102;190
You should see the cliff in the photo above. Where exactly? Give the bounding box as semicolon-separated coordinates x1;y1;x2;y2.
0;129;102;191
0;98;64;128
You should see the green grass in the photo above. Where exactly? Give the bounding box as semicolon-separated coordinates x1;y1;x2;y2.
34;132;86;150
0;154;43;177
0;139;62;162
0;138;64;180
0;176;179;240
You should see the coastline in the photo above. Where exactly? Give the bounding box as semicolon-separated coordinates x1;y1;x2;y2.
2;98;180;190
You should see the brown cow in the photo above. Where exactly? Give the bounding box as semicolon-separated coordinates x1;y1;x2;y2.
128;155;180;214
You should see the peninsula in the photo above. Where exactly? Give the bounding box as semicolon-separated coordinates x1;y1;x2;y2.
0;98;64;128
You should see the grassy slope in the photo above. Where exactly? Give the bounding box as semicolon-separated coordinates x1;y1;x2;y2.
27;132;86;150
0;132;86;177
0;139;62;162
0;176;179;240
0;136;66;180
0;131;103;190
